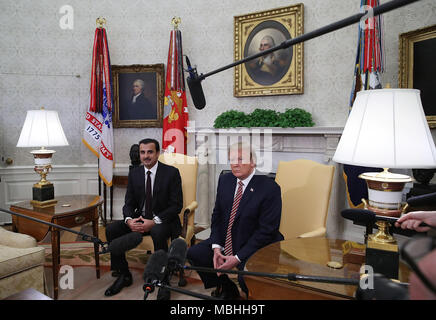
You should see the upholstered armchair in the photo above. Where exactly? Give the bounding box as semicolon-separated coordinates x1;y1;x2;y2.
275;159;335;239
0;227;46;299
140;153;199;252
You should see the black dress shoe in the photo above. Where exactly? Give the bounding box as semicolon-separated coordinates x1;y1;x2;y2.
211;282;222;297
104;272;133;296
157;287;171;300
220;276;240;300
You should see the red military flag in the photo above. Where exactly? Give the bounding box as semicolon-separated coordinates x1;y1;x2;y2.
162;22;189;154
344;0;385;208
82;25;114;186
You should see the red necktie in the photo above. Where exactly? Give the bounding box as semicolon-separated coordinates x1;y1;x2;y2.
144;170;153;219
224;181;244;256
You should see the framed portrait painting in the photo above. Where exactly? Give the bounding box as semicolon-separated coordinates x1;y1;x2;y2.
399;24;436;128
112;64;164;128
234;4;304;97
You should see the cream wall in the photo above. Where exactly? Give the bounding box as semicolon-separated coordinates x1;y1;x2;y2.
0;0;435;167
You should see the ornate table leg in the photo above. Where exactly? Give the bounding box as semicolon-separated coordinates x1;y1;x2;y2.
51;228;60;300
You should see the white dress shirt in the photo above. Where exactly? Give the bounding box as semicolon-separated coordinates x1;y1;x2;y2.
132;93;141;103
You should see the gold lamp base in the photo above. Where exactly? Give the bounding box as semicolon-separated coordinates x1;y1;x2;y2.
31;149;57;208
30;199;58;208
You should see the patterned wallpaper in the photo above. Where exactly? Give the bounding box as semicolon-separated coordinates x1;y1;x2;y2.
0;0;435;166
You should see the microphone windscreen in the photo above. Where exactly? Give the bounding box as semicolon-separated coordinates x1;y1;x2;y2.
168;238;187;267
143;250;168;282
341;209;376;224
407;192;436;207
107;232;143;255
356;274;409;300
187;76;206;110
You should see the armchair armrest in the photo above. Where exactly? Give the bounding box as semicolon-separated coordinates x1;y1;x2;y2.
184;201;198;215
0;227;37;248
297;227;326;238
181;201;198;242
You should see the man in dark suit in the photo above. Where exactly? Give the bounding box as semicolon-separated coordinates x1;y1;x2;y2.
104;138;183;297
187;142;283;299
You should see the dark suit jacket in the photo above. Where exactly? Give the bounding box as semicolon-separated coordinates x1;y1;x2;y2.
209;172;283;263
123;161;183;236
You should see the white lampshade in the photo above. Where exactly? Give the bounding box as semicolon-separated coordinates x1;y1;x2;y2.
17;109;69;148
333;89;436;169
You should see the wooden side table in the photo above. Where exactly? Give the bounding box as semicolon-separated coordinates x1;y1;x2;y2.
245;238;411;300
10;195;103;300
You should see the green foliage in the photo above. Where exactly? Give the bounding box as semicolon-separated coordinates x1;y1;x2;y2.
213;110;248;128
214;108;314;128
278;108;315;128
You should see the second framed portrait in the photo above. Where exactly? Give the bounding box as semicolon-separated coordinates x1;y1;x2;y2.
234;4;304;97
399;24;436;128
112;64;164;128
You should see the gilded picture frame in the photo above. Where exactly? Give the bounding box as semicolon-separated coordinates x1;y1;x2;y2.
234;4;304;97
399;24;436;128
112;64;164;128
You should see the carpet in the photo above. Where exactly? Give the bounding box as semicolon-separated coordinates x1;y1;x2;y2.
40;242;216;300
42;242;149;271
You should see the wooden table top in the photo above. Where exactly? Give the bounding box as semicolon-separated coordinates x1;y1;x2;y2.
10;195;103;217
245;238;410;299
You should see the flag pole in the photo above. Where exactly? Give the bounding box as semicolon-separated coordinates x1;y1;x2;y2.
96;16;107;225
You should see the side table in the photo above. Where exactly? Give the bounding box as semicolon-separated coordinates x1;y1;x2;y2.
10;195;103;300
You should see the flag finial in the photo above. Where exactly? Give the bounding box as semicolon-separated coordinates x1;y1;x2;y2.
171;17;181;29
96;17;106;29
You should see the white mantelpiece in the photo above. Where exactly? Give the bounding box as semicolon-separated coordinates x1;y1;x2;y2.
187;127;350;240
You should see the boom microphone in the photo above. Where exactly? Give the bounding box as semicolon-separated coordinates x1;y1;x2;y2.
185;56;206;110
143;250;168;299
355;274;409;300
184;0;420;110
407;192;436;207
168;238;188;272
341;209;432;229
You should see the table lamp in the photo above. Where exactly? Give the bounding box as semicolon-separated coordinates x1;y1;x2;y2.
16;108;69;208
333;88;436;278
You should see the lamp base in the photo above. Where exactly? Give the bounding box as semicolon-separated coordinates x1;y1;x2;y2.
32;183;56;208
365;243;399;280
30;199;58;208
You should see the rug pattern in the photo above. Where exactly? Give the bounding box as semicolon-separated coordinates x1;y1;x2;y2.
42;243;149;270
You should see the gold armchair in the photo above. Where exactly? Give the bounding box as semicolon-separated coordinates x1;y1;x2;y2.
275;159;335;240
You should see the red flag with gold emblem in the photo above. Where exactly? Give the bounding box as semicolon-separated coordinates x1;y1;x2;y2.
162;23;188;154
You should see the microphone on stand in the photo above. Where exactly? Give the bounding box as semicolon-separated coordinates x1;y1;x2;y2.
143;250;168;300
168;237;188;272
166;239;360;286
0;207;109;253
143;248;220;300
164;239;411;299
